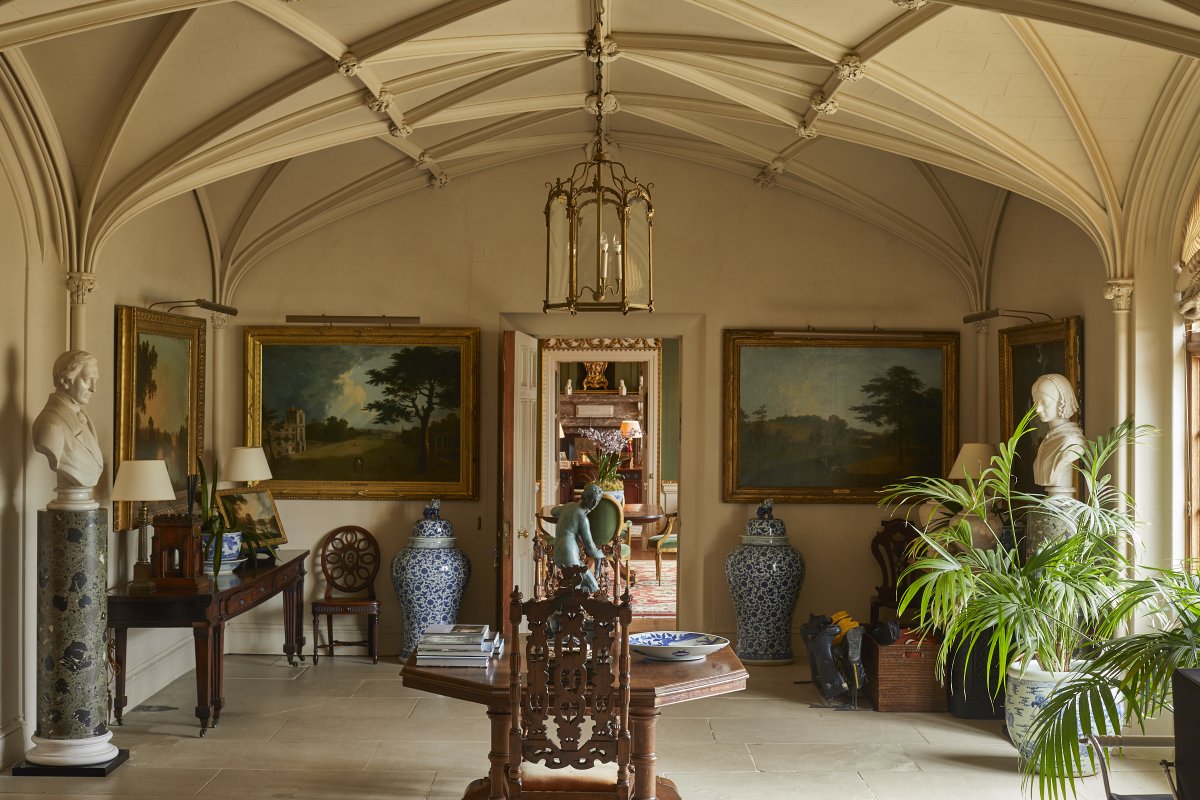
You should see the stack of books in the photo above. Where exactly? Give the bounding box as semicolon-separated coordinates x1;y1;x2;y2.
415;623;505;667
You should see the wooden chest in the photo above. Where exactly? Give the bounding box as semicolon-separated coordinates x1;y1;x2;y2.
863;629;947;713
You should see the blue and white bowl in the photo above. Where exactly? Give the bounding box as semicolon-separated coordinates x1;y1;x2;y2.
628;631;730;662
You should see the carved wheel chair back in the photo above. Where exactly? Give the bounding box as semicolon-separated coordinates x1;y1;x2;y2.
506;566;634;799
312;525;381;663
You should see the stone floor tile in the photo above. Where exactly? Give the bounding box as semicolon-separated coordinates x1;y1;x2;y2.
153;739;378;771
197;767;434;799
664;770;875;799
0;768;217;796
652;742;756;773
368;740;492;773
749;742;920;772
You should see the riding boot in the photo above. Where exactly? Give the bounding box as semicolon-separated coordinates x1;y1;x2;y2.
800;614;848;703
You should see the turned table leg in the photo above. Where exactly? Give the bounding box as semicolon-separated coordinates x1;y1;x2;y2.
486;705;511;800
630;707;661;800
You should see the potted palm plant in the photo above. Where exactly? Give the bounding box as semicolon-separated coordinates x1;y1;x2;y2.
1026;566;1200;798
880;410;1150;790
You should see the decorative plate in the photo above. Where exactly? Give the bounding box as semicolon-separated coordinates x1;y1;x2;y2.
628;631;730;662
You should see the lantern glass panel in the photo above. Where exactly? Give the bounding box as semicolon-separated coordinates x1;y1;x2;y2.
625;195;651;305
546;194;570;303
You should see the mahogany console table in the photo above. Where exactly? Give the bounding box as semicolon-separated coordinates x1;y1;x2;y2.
402;645;747;799
108;548;309;736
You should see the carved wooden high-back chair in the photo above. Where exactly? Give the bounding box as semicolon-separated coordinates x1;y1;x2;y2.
869;518;920;623
506;567;633;799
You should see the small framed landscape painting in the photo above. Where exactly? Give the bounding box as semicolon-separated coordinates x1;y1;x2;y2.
113;306;206;530
999;317;1083;497
243;326;480;501
722;329;959;503
216;486;287;547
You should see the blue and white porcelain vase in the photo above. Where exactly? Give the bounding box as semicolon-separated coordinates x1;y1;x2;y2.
724;499;805;665
390;499;471;659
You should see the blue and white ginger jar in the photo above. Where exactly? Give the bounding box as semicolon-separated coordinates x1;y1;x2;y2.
390;500;471;659
724;499;805;664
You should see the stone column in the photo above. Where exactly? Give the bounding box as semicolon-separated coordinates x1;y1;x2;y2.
66;273;96;352
974;320;990;440
25;506;119;767
1104;278;1134;512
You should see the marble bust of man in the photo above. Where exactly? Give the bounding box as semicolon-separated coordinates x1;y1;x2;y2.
1031;373;1085;493
32;350;104;492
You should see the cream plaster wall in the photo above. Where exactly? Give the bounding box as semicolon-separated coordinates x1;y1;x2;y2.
82;193;214;710
0;138;30;766
223;153;1116;651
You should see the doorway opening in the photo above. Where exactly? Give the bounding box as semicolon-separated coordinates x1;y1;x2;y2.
538;337;680;628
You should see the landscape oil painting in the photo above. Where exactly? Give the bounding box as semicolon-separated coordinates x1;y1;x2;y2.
114;306;206;530
244;326;479;500
1000;317;1082;497
722;330;958;503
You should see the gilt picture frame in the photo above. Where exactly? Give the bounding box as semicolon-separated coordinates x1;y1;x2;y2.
722;329;959;503
999;316;1083;497
244;326;480;501
113;306;206;530
216;486;287;547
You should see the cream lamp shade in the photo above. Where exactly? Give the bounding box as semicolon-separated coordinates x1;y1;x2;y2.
224;446;273;482
948;443;999;480
557;422;565;439
619;420;642;439
111;460;176;502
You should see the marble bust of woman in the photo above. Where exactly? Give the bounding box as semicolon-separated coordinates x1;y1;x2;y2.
1031;373;1085;494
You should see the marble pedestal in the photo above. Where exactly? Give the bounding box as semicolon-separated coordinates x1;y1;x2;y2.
24;508;119;767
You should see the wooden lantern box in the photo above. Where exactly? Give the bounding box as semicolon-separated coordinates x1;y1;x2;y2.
863;629;947;713
151;513;212;592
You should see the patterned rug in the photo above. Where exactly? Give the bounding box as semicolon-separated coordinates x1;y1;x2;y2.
630;555;676;617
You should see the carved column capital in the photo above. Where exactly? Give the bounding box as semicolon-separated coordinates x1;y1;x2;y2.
428;172;449;190
66;272;97;305
211;312;230;330
972;319;991;335
1104;279;1134;311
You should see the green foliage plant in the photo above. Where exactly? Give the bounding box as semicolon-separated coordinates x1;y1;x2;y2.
880;410;1153;797
1026;567;1200;798
197;458;278;574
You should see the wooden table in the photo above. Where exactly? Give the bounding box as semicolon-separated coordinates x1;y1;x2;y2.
108;548;309;736
402;646;747;800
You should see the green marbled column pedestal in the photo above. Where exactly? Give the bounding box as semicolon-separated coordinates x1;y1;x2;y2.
20;508;122;769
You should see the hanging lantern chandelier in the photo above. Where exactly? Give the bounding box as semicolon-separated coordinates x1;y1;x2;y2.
543;17;654;314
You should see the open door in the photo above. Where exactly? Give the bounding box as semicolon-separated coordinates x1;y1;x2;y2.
498;330;539;624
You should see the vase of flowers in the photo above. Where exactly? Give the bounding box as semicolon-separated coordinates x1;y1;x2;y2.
582;427;627;502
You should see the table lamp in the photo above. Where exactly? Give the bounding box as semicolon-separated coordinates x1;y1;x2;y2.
111;459;176;594
224;446;272;485
620;420;642;466
948;443;998;480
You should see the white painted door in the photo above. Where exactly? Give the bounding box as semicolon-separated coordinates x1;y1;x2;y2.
511;331;540;601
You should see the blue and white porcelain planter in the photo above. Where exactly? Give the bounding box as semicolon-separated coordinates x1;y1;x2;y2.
201;530;243;575
391;508;471;659
724;507;805;665
1005;660;1114;774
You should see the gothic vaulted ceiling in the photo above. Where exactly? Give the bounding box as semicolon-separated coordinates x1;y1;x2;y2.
3;0;1200;308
